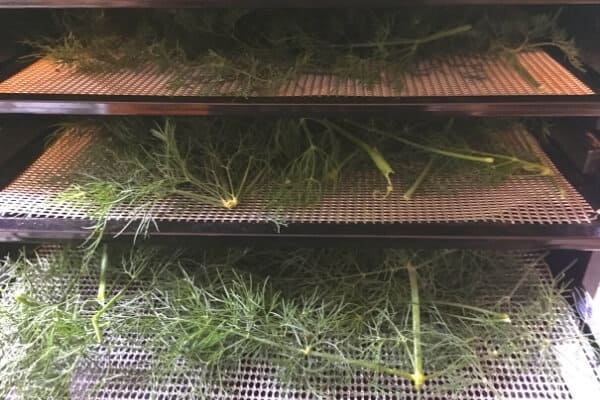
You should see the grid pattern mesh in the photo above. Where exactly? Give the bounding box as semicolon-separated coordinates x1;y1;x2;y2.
0;51;593;97
2;248;599;399
0;126;595;225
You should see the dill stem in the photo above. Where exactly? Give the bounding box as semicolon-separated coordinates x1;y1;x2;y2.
346;121;494;164
276;249;457;284
404;156;436;201
319;120;394;196
459;149;553;175
407;262;426;390
92;280;135;344
97;245;108;303
325;24;472;49
327;151;356;182
228;330;415;381
432;301;510;322
504;51;541;89
414;24;473;45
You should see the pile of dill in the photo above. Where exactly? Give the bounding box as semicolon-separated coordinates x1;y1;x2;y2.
57;117;554;224
0;245;568;399
28;7;582;95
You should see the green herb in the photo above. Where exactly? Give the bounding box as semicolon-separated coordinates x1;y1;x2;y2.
0;246;577;398
406;262;425;389
268;119;350;207
320;119;395;197
51;117;556;252
404;155;437;201
26;8;581;95
96;244;108;303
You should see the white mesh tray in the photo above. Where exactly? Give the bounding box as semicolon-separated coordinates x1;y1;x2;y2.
1;248;599;399
0;125;595;225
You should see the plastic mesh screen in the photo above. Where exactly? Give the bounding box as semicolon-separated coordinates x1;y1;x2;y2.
0;51;593;97
1;248;599;399
0;126;595;225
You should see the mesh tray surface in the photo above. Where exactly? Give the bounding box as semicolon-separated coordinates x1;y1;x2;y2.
2;249;599;399
0;126;595;225
0;51;593;97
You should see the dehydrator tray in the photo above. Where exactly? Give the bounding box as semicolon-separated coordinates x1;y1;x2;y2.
1;50;599;116
0;124;598;247
1;248;599;399
2;51;591;97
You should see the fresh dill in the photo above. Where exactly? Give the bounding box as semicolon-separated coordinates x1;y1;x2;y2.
57;117;554;208
0;246;576;399
47;117;558;250
26;8;582;95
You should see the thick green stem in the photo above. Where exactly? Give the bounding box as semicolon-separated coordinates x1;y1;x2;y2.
454;149;553;176
92;273;140;344
320;120;394;197
97;244;108;303
229;330;416;381
404;157;436;201
346;121;494;164
407;262;425;390
504;51;541;89
92;286;128;344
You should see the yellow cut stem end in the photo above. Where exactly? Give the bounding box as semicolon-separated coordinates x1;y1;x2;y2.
222;197;239;209
411;371;426;391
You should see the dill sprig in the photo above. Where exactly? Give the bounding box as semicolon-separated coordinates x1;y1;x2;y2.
59;117;553;206
0;246;576;398
268;119;352;206
25;8;581;95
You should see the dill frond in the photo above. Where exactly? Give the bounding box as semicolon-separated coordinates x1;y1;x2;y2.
0;246;576;398
50;117;556;248
25;7;581;95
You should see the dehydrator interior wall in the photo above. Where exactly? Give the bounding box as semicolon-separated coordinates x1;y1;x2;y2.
1;2;600;400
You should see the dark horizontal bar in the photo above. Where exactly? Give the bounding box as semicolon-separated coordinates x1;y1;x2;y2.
2;0;600;7
4;95;600;116
2;217;600;249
